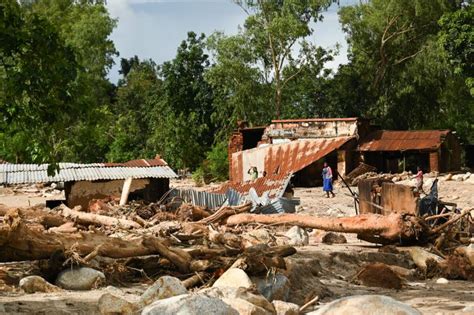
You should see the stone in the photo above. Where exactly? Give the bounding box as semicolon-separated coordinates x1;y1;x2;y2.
253;273;290;302
284;226;309;246
141;294;239;315
139;276;187;307
243;229;275;248
436;278;449;284
201;286;275;313
98;293;138;315
222;298;271;315
272;300;300;315
321;232;347;245
55;267;105;290
405;247;443;271
307;295;421;315
355;263;404;290
19;275;62;293
456;244;474;266
213;268;253;289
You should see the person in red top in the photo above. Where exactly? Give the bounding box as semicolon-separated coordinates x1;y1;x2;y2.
415;166;425;194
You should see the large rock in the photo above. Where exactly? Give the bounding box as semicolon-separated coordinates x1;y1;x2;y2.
243;229;275;248
355;263;404;290
405;247;443;271
307;295;421;315
55;267;105;290
19;275;62;293
284;226;309;246
139;276;187;307
456;244;474;265
222;298;271;315
141;294;239;315
272;300;300;315
98;293;138;315
213;268;253;289
201;286;275;313
321;232;347;245
253;273;290;302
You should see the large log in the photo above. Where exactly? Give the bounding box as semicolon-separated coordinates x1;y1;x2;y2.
58;205;141;229
226;212;429;244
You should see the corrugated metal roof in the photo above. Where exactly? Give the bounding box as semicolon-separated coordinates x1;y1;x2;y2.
0;159;177;184
231;137;354;182
211;174;292;199
271;117;360;123
358;130;451;152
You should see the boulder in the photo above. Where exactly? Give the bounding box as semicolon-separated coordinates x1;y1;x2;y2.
19;275;62;293
272;300;300;315
222;298;271;315
405;247;443;271
253;273;290;302
284;226;309;246
355;263;404;290
321;233;347;245
213;268;253;289
436;278;449;284
307;295;421;315
141;294;239;315
456;244;474;265
139;276;187;307
243;229;275;248
98;293;138;315
201;286;275;313
55;267;105;290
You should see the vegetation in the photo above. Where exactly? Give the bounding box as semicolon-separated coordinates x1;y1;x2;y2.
0;0;472;179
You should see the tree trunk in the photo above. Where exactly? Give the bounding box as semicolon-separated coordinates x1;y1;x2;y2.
226;212;429;244
59;205;141;229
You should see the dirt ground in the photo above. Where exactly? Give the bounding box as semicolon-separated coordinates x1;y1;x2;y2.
0;175;473;314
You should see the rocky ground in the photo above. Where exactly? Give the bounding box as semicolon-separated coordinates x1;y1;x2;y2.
0;174;473;314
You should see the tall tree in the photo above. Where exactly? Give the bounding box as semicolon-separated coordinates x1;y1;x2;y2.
338;0;472;139
0;0;78;164
149;32;215;170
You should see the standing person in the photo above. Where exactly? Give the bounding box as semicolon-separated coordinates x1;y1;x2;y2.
248;166;258;180
415;166;425;194
322;162;335;198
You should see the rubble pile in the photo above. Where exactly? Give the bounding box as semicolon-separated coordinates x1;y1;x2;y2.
0;182;472;314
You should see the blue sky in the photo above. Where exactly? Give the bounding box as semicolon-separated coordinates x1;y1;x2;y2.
106;0;358;83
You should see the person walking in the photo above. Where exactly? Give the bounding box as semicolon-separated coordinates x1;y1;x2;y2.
322;162;335;198
415;166;425;194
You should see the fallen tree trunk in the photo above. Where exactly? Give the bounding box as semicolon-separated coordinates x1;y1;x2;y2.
199;202;252;225
226;212;430;244
58;205;141;229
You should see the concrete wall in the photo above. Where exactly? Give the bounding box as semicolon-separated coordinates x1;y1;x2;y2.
263;119;363;141
65;178;169;210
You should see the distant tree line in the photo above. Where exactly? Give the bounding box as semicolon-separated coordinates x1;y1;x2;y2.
0;0;472;181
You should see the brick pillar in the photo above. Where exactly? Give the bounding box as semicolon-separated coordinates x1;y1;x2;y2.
429;151;439;173
228;132;243;180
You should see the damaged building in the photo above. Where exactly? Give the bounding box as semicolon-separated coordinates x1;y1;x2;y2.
228;118;462;192
0;158;177;209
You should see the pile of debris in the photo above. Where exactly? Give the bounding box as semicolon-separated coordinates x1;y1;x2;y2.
0;183;472;314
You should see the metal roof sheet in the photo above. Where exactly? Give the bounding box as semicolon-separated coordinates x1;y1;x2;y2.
230;137;354;182
358;130;451;152
0;159;177;184
211;174;291;199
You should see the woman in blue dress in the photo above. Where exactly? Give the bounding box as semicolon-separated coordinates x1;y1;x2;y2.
322;162;335;198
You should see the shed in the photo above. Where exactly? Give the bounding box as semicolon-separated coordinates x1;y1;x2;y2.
358;130;461;173
0;158;177;209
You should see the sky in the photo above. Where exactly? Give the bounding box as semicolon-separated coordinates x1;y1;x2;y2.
106;0;358;83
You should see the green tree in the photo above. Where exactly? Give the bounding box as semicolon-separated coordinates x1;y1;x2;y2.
438;3;474;95
107;59;161;162
149;32;215;170
337;0;472;139
234;0;335;118
0;0;78;163
30;0;118;162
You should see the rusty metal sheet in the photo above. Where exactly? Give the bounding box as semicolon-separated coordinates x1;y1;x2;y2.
231;137;354;182
359;130;451;152
381;182;418;215
211;174;291;199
